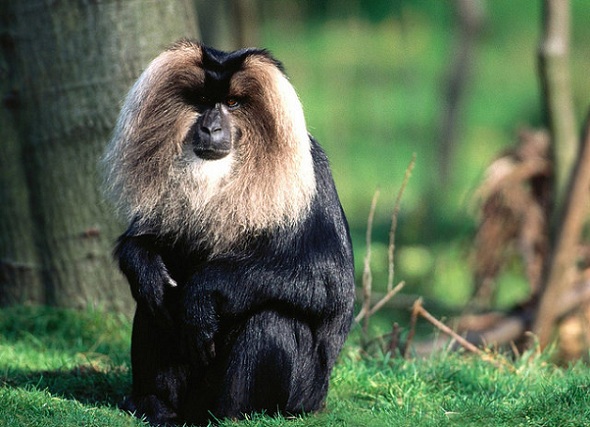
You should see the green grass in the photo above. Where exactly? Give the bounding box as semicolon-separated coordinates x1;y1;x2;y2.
3;306;590;426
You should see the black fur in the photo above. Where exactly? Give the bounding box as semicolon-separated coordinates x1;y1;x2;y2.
115;139;355;425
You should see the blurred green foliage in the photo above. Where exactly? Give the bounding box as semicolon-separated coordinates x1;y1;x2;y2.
260;0;590;310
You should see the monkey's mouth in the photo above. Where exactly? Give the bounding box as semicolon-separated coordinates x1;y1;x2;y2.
194;148;231;161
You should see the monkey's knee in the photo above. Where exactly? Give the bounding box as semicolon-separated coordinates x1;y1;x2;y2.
215;311;312;418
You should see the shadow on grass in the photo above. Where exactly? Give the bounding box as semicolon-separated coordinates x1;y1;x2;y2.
1;364;131;408
0;305;133;409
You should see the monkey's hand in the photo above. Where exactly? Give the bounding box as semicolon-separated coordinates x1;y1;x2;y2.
133;255;177;320
182;287;219;366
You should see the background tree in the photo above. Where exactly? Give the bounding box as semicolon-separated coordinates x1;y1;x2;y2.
195;0;259;50
464;0;590;353
437;0;485;187
195;0;234;50
433;0;590;359
531;0;585;350
0;0;199;313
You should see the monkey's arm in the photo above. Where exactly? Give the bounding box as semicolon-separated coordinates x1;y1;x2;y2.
115;232;177;319
189;261;332;316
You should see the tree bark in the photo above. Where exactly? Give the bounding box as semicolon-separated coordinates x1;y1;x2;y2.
195;0;235;50
0;4;43;303
0;0;199;312
196;0;259;50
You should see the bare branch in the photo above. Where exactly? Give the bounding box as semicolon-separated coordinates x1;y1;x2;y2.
403;298;422;358
388;154;416;291
368;281;406;317
388;322;401;354
356;156;414;350
356;190;380;327
415;301;483;356
438;0;485;184
412;302;516;370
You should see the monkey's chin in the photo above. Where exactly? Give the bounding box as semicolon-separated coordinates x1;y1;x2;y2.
193;148;231;161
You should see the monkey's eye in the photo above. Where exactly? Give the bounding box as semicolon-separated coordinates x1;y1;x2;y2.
226;98;240;109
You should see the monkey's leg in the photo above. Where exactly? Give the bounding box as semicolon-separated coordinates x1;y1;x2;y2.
213;311;329;420
122;306;189;425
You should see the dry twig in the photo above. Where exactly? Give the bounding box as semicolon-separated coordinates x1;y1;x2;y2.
415;299;482;355
357;190;380;330
356;155;415;327
410;299;515;370
388;154;416;291
388;322;401;354
368;281;406;318
355;156;415;354
403;298;422;358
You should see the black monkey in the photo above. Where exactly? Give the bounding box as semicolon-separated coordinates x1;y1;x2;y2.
103;40;355;425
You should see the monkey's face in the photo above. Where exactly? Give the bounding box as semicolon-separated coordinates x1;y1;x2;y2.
184;48;248;162
180;44;293;168
104;40;316;249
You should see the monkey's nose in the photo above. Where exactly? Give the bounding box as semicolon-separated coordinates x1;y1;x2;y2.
193;105;232;160
200;124;222;135
200;108;223;135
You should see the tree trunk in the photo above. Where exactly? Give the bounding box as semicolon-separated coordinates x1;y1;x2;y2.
533;113;590;350
0;4;43;303
437;0;485;186
0;0;199;313
538;0;577;218
196;0;259;50
532;0;580;349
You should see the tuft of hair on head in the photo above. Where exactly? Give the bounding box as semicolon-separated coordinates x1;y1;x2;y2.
102;41;317;254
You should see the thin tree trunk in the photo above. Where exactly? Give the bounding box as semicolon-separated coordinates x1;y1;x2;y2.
538;0;577;223
0;0;199;312
532;0;582;349
437;0;485;186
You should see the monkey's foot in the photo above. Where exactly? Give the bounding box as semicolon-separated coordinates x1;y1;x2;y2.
120;394;178;426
